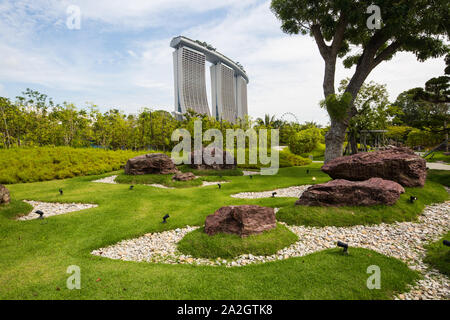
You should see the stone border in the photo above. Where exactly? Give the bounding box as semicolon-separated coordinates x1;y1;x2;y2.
17;201;98;220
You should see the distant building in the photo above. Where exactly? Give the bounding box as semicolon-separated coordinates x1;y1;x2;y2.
171;36;249;123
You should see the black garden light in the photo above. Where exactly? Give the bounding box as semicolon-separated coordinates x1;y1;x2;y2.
272;192;277;198
35;210;44;219
249;175;253;179
218;183;222;189
129;185;134;190
162;214;170;223
306;169;310;174
409;196;417;203
443;240;450;247
337;241;348;254
59;188;63;195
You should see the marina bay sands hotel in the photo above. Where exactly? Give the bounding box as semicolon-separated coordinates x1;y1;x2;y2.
171;36;249;123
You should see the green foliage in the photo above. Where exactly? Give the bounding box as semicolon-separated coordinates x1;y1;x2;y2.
300;142;326;161
386;126;414;142
406;129;442;148
288;127;322;155
279;149;311;167
426;170;450;187
277;181;448;227
177;224;298;259
324;92;353;121
424;231;450;276
0;147;146;184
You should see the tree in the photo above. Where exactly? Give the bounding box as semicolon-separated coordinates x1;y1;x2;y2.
271;0;449;162
411;54;450;151
334;79;397;153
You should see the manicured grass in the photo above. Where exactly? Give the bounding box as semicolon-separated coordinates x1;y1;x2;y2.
114;171;223;188
0;200;33;220
427;170;450;187
0;147;149;184
424;231;450;277
178;224;298;259
178;165;243;176
277;181;448;227
425;151;450;164
0;164;424;299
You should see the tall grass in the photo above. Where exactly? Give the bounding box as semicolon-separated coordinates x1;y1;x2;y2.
0;147;147;184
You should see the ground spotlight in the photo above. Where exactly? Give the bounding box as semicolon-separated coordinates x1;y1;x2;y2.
218;183;221;189
162;214;170;223
272;192;277;198
129;185;134;190
306;169;310;174
249;175;253;179
59;188;63;195
443;240;450;247
409;196;417;203
35;210;45;219
312;177;316;181
337;241;348;254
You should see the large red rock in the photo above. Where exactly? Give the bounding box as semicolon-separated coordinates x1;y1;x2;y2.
321;147;426;187
205;205;276;237
0;184;10;204
296;178;405;207
124;153;178;175
190;147;236;170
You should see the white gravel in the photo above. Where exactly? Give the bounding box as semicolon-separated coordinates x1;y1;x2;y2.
92;174;227;188
92;200;449;300
231;185;311;199
18;201;98;220
92;175;118;184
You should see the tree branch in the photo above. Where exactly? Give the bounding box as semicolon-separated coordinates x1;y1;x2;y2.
372;41;402;68
330;14;348;56
311;24;330;60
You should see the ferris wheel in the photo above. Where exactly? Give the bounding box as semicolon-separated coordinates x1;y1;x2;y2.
280;112;300;124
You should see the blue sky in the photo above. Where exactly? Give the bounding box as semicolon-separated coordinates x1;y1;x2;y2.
0;0;446;125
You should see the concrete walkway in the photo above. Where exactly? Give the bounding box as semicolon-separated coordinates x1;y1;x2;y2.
427;162;450;170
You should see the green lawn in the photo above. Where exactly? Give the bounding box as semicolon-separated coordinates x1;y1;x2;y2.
424;231;450;277
425;151;450;164
178;224;298;259
114;171;222;188
0;163;441;299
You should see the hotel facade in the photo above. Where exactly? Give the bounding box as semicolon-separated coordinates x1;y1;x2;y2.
171;36;249;123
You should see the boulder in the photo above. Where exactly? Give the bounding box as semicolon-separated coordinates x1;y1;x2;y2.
205;205;276;237
190;147;236;170
0;184;10;205
321;147;426;187
124;153;178;175
296;178;405;207
172;172;196;181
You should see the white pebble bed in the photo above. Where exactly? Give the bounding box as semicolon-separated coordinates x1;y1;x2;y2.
18;201;98;220
92;201;449;300
231;185;311;199
92;175;227;188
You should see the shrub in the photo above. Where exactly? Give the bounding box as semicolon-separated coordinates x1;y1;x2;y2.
0;146;149;184
406;129;442;148
288;127;322;155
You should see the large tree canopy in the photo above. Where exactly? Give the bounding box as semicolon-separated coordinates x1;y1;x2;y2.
271;0;449;161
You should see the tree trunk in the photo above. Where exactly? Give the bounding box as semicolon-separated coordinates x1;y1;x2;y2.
324;119;348;162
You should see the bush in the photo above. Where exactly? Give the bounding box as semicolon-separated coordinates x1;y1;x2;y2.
0;147;149;184
386;126;414;143
288;127;322;155
406;129;442;148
